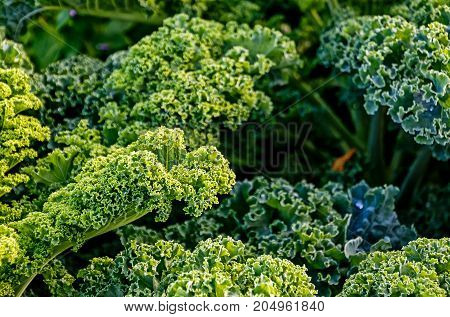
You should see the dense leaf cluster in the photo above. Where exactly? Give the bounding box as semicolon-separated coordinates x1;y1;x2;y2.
162;177;415;295
34;51;125;132
340;238;450;296
320;13;449;159
43;236;317;297
101;14;298;147
33;13;300;148
392;0;450;25
0;67;49;198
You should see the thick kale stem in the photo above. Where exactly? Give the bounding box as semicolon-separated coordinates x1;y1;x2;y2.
386;131;407;184
299;82;365;151
310;9;324;27
367;108;386;185
398;147;431;207
349;105;368;141
326;0;341;15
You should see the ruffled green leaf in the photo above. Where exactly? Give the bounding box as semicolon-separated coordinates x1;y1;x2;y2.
319;14;450;160
0;127;235;296
0;67;50;197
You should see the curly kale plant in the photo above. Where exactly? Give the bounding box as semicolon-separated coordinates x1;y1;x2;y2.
319;14;450;159
340;238;450;297
101;13;299;146
392;0;450;25
0;67;49;198
163;177;415;295
0;127;235;296
35;51;125;132
42;236;317;297
34;55;104;131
